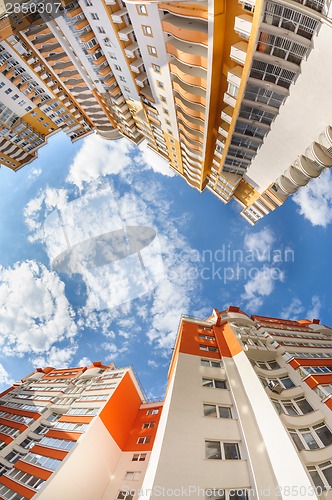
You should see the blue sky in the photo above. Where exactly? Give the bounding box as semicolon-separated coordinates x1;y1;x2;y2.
0;132;332;398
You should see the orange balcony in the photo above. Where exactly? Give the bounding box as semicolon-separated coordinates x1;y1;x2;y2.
180;132;203;153
86;44;101;55
92;55;106;66
103;74;116;86
170;60;206;89
166;39;207;69
178;122;203;144
109;85;121;96
172;80;206;106
176;110;204;133
66;6;83;18
74;19;89;31
79;30;94;43
159;2;208;21
174;96;205;121
162;15;208;46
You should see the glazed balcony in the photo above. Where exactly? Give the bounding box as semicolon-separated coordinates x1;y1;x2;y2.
73;18;89;31
169;59;207;89
172;78;206;106
162;14;208;47
166;38;208;69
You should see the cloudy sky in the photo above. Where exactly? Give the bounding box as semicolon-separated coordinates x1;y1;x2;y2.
0;131;332;398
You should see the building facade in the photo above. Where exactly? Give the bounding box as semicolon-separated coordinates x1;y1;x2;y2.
0;0;332;222
0;307;332;499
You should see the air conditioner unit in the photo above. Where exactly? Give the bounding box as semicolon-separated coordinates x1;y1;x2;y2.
268;381;283;394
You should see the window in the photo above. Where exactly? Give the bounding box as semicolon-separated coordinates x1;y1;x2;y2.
201;359;223;368
152;63;160;73
200;345;218;352
203;404;232;419
307;461;332;492
132;453;147;461
91;13;99;20
137;436;151;444
7;468;45;490
205;441;240;460
256;360;280;370
5;88;12;94
24;453;61;471
117;492;133;500
85;0;92;5
119;76;126;82
157;80;164;89
199;334;215;340
142;422;155;429
115;65;122;72
289;422;332;451
12;94;19;100
0;485;27;500
124;87;130;92
205;489;249;500
272;396;313;416
142;25;153;36
146;409;158;415
165;119;171;126
125;471;141;480
202;378;227;389
160;95;167;103
162;108;169;115
136;4;147;15
97;27;105;33
147;45;157;56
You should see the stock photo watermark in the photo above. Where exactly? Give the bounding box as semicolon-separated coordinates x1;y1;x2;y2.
170;245;294;284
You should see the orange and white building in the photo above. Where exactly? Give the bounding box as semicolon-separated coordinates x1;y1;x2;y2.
1;0;332;223
1;307;332;499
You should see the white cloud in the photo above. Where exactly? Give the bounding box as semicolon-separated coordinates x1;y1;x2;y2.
244;227;275;262
27;168;42;183
0;260;77;357
137;140;174;177
280;295;322;320
281;298;305;320
31;346;77;369
66;134;134;189
0;363;13;386
307;295;322;320
293;170;332;227
77;356;92;367
148;360;159;368
242;267;284;313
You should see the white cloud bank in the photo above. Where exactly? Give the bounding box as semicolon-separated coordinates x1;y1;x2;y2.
281;295;322;320
293;170;332;227
0;261;77;357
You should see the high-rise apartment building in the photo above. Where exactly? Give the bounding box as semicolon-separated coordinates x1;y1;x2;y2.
0;0;331;223
0;307;332;499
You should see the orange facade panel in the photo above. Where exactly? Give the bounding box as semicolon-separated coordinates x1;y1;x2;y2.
0;433;13;445
45;429;81;441
15;460;52;481
99;372;142;450
31;444;68;461
0;418;26;432
0;406;40;420
58;415;94;424
124;405;163;452
0;476;35;499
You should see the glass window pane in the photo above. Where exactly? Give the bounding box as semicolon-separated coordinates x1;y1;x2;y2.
204;405;217;417
272;401;282;414
205;490;225;500
211;361;221;368
295;398;313;414
201;360;210;366
224;443;240;460
284;404;298;416
214;380;227;389
290;432;304;451
322;465;332;488
281;377;295;389
269;361;280;370
218;407;232;419
315;426;332;447
308;470;325;491
230;491;249;500
205;441;221;460
203;378;213;387
302;430;319;450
